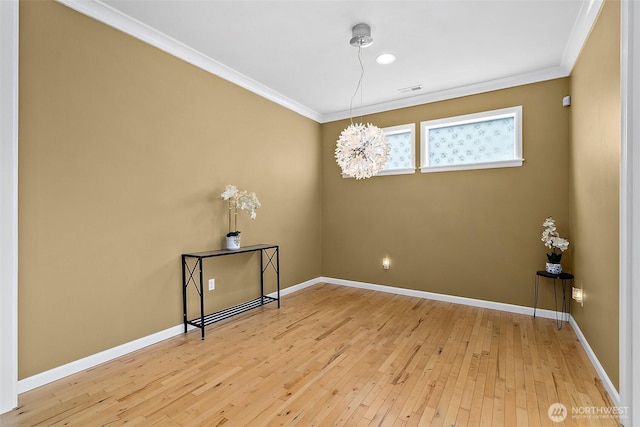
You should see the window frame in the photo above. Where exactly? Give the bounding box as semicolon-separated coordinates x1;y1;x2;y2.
376;123;416;176
420;106;523;173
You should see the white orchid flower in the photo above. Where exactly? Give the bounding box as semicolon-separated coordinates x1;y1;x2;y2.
541;216;570;252
221;185;238;200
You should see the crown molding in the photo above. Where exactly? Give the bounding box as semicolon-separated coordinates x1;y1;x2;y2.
561;0;605;73
56;0;601;125
55;0;324;123
326;0;605;124
321;65;570;123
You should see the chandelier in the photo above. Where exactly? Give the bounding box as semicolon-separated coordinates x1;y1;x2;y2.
335;23;390;180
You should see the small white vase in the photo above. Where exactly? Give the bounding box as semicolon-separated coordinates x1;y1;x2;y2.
226;235;240;250
546;262;562;274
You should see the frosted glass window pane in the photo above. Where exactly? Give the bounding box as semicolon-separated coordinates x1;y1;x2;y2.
383;131;413;170
428;117;515;166
374;123;416;176
420;106;523;173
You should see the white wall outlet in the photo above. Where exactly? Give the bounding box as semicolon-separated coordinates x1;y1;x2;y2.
208;278;215;291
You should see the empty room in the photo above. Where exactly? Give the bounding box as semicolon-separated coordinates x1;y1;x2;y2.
1;0;639;425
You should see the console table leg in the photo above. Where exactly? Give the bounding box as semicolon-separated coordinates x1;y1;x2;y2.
276;247;280;308
199;258;205;340
553;280;563;329
260;250;265;305
182;256;187;334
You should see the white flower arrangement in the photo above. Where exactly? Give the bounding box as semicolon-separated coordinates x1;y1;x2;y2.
221;185;260;237
541;216;569;263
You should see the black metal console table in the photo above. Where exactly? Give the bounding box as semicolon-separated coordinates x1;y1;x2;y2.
182;244;280;339
533;270;574;329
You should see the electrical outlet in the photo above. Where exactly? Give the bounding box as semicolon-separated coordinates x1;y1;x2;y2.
208;278;215;291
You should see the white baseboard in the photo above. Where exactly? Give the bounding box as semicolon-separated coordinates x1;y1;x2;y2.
318;276;562;320
18;324;194;393
18;279;317;393
569;316;620;407
18;275;617;410
319;277;618;408
267;277;318;298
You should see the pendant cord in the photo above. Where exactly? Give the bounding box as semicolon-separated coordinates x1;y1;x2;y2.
348;45;365;126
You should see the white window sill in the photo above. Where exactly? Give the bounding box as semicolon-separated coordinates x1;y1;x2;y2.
420;158;524;173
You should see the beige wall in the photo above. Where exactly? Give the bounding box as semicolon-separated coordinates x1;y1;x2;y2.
18;0;322;378
569;0;620;389
18;0;620;391
322;79;571;307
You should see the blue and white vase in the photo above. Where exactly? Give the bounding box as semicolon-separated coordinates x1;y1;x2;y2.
546;262;562;274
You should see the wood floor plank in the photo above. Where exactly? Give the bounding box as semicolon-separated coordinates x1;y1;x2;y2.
1;283;620;426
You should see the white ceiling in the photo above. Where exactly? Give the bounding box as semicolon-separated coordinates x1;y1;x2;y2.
59;0;603;123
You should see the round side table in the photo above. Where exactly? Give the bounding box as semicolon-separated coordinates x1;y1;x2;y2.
533;270;574;329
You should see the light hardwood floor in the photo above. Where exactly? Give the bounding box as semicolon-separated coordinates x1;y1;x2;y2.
1;283;619;426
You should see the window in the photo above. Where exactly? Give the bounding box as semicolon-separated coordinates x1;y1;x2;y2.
377;123;416;176
420;106;523;173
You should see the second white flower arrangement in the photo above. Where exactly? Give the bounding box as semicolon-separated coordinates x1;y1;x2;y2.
541;216;569;264
221;185;260;237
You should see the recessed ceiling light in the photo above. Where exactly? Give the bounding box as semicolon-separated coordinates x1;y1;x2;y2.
376;53;396;65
